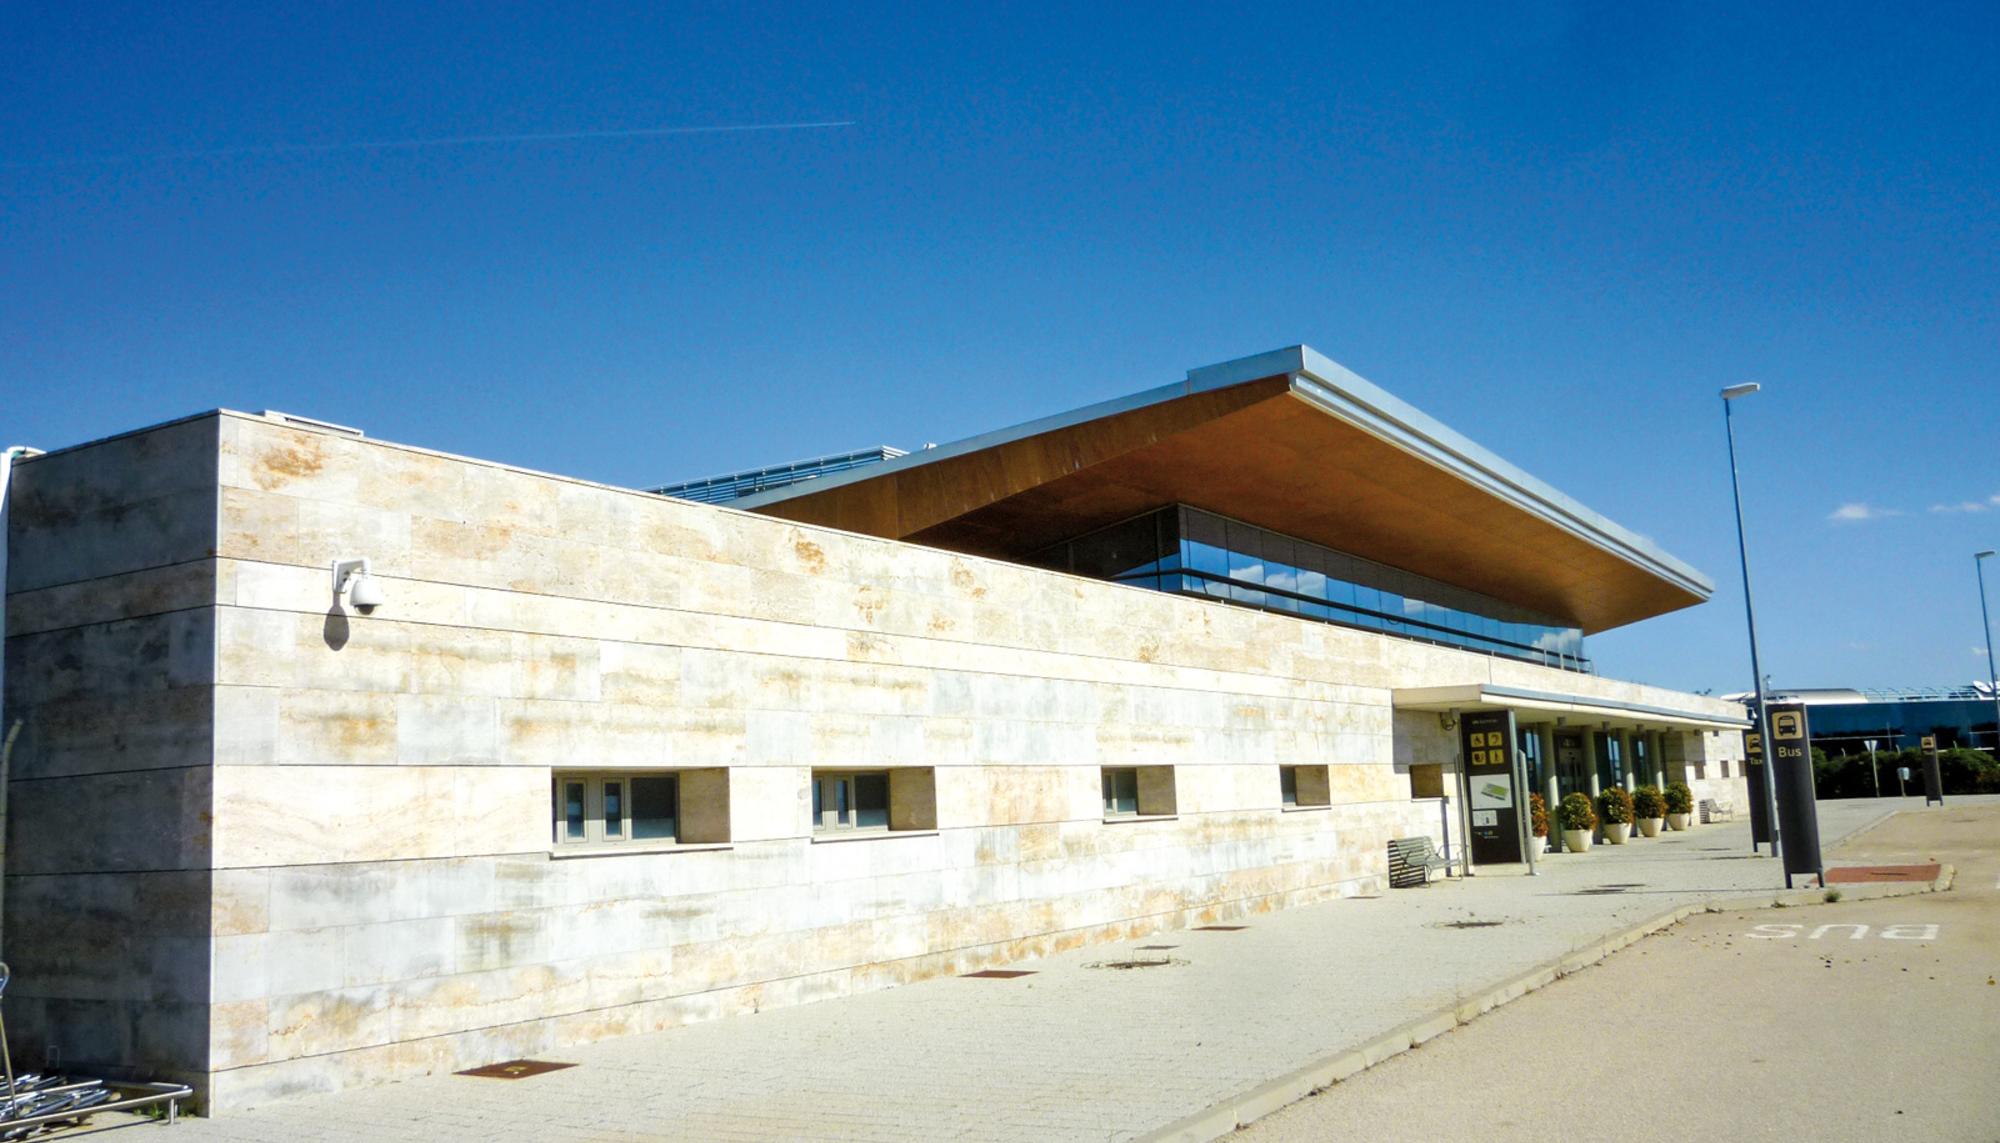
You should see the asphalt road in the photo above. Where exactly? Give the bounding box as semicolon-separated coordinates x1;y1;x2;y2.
1239;803;2000;1143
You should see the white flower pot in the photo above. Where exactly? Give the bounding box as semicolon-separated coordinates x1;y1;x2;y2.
1562;828;1593;852
1603;822;1631;845
1638;817;1663;838
1666;813;1689;832
1531;834;1548;855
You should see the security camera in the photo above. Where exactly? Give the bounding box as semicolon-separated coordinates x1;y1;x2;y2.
347;573;384;611
331;557;385;613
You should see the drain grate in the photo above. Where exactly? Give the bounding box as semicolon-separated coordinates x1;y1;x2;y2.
1135;944;1178;951
1436;920;1505;929
457;1059;575;1080
1194;925;1248;931
1086;957;1183;970
961;969;1036;979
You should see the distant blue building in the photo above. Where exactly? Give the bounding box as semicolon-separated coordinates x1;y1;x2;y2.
1758;686;2000;755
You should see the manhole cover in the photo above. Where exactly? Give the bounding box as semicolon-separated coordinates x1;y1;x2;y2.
1135;944;1178;951
1085;957;1185;970
1575;887;1628;895
1194;925;1248;931
457;1059;575;1080
961;969;1036;979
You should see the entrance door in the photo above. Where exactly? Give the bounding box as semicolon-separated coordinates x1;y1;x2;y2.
1555;734;1588;805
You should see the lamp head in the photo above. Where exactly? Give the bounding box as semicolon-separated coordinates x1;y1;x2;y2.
1720;382;1761;400
1978;550;1996;560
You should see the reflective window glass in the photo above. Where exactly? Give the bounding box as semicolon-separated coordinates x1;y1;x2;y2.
1226;520;1265;585
854;772;890;829
563;781;586;841
603;780;624;838
630;776;677;840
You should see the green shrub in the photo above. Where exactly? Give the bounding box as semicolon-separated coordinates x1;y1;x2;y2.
1664;781;1694;815
1529;792;1549;837
1557;791;1597;832
1599;786;1635;825
1632;784;1666;819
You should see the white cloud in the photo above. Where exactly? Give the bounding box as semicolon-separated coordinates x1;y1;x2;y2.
1929;491;2000;514
1828;502;1901;522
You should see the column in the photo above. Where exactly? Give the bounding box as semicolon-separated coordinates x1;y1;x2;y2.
1583;730;1602;839
1650;729;1667;790
1618;728;1636;793
1538;722;1559;852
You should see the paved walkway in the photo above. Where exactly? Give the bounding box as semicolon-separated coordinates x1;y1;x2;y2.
167;796;1974;1143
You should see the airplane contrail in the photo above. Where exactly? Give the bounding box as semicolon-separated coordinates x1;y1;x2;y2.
3;120;857;170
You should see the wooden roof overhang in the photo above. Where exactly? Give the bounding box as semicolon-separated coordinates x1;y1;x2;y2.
736;346;1713;634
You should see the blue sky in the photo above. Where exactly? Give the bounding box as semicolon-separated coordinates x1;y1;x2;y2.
4;2;1996;693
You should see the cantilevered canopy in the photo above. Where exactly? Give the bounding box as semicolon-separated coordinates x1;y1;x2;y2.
736;346;1714;633
1393;684;1749;733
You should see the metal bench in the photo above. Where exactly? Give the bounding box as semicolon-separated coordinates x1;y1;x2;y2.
1388;836;1452;888
1699;798;1734;824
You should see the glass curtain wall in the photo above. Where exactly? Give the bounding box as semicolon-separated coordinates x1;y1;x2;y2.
1032;505;1590;673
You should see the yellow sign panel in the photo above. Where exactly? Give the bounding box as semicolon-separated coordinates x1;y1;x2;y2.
1921;735;1936;751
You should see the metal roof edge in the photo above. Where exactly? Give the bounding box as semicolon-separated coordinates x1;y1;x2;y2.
1275;348;1714;601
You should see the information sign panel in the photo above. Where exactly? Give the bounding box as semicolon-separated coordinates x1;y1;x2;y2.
1743;721;1773;848
1767;702;1824;887
1460;710;1524;866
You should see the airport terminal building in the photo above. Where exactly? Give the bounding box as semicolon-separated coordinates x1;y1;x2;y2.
0;346;1750;1109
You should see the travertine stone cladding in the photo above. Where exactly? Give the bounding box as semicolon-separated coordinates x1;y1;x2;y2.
2;415;223;1092
3;411;1749;1111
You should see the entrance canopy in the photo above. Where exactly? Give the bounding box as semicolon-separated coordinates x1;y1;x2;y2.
1393;683;1750;733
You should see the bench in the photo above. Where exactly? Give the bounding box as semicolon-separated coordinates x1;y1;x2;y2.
1388;836;1453;888
1699;798;1734;824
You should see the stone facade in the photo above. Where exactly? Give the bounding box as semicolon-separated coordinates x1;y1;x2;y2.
1;412;1748;1110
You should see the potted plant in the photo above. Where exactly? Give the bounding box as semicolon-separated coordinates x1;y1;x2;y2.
1632;784;1666;838
1598;786;1634;844
1664;781;1694;831
1557;792;1596;852
1528;792;1550;854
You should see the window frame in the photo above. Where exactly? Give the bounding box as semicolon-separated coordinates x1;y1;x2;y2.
550;769;730;852
813;768;892;834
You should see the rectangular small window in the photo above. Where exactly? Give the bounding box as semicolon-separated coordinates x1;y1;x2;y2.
1280;764;1332;808
553;769;728;849
1101;765;1176;819
812;768;936;835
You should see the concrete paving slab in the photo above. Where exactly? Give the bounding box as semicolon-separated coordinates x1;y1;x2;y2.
148;795;1992;1142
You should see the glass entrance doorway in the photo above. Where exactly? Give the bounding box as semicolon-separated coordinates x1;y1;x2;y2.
1554;733;1589;805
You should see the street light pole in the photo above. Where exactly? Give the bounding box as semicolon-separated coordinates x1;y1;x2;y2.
1721;383;1780;857
1977;551;1999;757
